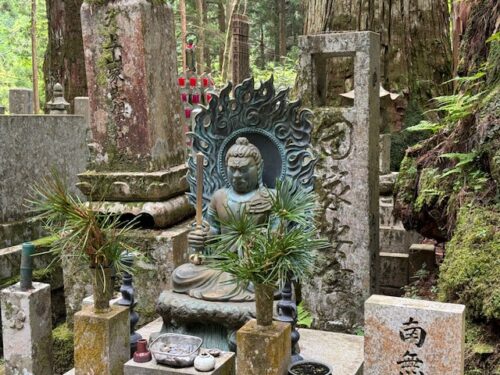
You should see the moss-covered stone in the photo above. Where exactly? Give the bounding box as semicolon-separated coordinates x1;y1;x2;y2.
394;156;418;205
438;206;500;320
52;323;74;375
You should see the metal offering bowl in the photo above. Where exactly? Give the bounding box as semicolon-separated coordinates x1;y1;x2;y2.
149;333;203;368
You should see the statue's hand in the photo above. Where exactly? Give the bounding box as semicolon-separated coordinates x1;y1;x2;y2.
187;221;210;250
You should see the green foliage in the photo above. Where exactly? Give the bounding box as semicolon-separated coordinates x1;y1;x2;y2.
297;302;313;328
0;0;47;109
52;323;74;375
207;179;329;287
28;172;139;277
405;120;444;134
414;168;447;211
438;206;500;320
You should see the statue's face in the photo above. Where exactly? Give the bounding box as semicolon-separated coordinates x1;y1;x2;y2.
227;156;259;194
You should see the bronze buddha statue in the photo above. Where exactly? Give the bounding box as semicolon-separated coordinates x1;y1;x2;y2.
172;137;272;301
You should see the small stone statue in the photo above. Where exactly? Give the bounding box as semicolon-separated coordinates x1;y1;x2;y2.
172;137;273;301
185;35;197;73
46;83;70;114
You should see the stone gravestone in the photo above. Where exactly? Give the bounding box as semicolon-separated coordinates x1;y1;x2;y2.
74;0;193;325
9;88;33;114
365;295;465;375
296;32;380;329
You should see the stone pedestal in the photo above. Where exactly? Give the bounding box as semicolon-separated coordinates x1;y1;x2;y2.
1;282;53;375
74;305;129;375
365;295;465;375
8;88;33;114
236;320;291;375
123;351;235;375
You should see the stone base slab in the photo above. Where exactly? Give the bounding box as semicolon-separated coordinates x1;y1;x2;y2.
123;351;235;375
0;217;45;249
237;319;291;375
1;282;53;375
74;305;129;375
77;164;188;201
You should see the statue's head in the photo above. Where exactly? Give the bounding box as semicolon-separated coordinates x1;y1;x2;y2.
225;137;263;194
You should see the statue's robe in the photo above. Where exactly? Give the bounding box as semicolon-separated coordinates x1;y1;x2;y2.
172;186;272;301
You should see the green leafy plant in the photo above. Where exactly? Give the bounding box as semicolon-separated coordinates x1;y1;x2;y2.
207;179;329;288
297;302;313;328
29;173;136;273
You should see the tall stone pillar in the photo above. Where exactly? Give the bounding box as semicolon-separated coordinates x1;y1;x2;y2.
78;0;193;225
231;14;250;86
298;32;380;330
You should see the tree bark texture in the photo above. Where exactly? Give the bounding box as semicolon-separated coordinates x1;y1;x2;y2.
43;0;87;113
300;0;452;103
196;0;206;72
278;0;286;62
31;0;40;113
180;0;187;73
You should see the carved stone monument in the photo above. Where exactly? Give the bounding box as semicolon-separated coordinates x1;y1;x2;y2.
157;76;316;350
365;295;465;374
296;32;380;330
79;0;192;227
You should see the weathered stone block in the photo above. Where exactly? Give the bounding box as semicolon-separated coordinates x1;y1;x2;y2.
123;351;235;375
8;88;33;114
380;225;422;254
236;319;291;375
0;115;89;223
81;0;186;172
74;305;129;375
379;134;391;174
409;243;436;277
379;171;398;195
379;196;396;227
380;252;409;288
1;282;53;375
365;295;465;375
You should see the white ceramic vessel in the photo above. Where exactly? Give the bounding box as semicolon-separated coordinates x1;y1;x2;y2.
194;352;216;372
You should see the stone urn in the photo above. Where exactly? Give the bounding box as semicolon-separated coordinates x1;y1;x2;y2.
255;283;274;326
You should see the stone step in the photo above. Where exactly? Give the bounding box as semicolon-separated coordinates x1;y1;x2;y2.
379;225;422;254
379;252;409;288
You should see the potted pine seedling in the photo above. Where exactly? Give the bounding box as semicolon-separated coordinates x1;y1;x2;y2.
29;173;137;313
207;179;329;326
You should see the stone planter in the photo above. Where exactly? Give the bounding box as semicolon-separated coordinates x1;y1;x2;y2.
288;360;332;375
91;265;113;313
255;283;274;326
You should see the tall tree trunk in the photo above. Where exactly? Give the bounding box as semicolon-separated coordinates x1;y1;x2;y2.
31;0;40;113
217;0;226;70
196;0;205;72
299;0;452;100
278;0;286;62
180;0;187;73
259;24;265;69
202;0;210;72
44;0;87;113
